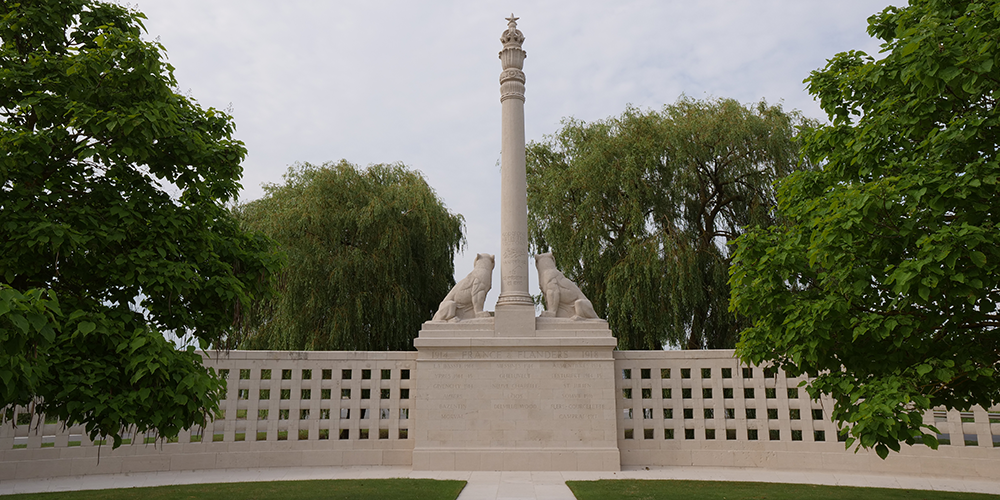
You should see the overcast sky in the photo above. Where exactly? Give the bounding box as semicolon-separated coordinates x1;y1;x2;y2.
133;0;892;310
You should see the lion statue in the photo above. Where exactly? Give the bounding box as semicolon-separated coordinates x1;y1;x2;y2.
534;252;599;320
432;253;494;322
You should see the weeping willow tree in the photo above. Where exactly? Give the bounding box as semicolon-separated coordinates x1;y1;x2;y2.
233;161;465;351
527;96;813;349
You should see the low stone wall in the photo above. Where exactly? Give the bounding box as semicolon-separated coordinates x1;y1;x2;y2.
3;349;999;481
0;351;417;480
615;350;1000;479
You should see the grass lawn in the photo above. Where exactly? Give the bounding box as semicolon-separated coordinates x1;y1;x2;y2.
3;479;467;500
567;480;1000;500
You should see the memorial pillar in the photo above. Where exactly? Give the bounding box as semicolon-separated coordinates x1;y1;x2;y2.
411;16;620;471
495;15;536;334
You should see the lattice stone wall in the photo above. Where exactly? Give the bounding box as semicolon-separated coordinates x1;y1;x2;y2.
0;351;417;480
615;350;1000;477
4;348;1000;480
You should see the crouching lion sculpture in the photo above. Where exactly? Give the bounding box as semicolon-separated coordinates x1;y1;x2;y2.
534;252;599;320
432;253;494;322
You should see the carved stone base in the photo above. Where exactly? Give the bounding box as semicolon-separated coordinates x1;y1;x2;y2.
412;318;620;471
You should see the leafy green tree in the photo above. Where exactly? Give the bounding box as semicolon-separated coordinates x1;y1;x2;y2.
234;161;465;351
731;0;1000;458
527;97;808;349
0;0;279;447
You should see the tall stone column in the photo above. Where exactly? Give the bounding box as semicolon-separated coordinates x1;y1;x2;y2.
495;15;535;327
411;16;620;471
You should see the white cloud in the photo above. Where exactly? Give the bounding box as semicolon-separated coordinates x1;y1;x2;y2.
135;0;893;309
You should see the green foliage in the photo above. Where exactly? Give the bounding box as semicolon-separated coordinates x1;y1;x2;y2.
0;0;280;447
234;161;465;351
732;0;1000;457
527;97;809;349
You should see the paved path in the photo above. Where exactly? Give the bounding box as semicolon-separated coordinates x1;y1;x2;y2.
3;466;1000;498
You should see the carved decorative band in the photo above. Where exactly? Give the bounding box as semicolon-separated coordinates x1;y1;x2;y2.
500;92;525;102
500;69;525;84
496;294;535;306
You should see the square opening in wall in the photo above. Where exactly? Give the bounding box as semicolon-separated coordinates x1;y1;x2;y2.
401;369;410;380
342;369;352;380
644;428;654;439
641;368;651;379
340;429;350;440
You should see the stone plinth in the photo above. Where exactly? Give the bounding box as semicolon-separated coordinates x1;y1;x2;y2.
411;318;621;471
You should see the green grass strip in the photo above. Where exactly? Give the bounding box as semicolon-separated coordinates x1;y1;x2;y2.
567;480;1000;500
4;478;467;500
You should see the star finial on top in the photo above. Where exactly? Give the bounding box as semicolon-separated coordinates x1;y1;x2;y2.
506;14;518;27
